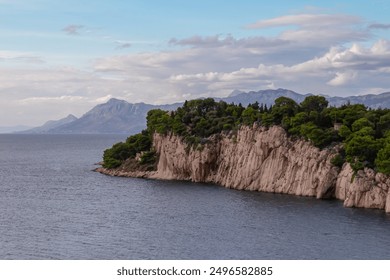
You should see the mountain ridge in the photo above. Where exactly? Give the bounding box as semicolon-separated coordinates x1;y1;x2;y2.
17;89;390;134
16;114;78;134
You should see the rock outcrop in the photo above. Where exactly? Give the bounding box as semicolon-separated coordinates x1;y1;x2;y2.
336;163;390;212
96;125;390;212
152;126;340;199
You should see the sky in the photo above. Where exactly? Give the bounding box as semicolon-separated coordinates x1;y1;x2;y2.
1;0;390;127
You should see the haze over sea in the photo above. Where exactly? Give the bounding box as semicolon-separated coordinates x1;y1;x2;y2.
0;134;389;259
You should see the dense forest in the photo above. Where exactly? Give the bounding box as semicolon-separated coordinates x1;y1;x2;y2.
103;96;390;175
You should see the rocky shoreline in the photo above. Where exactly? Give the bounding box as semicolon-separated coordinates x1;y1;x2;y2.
95;125;390;213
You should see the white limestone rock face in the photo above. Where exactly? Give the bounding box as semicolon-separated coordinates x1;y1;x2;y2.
336;163;390;211
96;125;390;212
153;126;340;199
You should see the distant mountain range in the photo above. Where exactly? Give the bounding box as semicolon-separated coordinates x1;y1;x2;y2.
221;88;390;108
46;99;180;134
325;92;390;108
17;98;181;135
16;89;390;134
0;125;33;134
17;114;78;134
219;88;312;106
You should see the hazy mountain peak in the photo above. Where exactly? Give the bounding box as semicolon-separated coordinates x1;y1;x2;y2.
107;97;127;104
16;114;78;134
43;114;77;126
66;114;77;119
229;89;244;97
44;98;180;134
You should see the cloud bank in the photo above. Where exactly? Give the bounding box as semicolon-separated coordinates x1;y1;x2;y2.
1;12;390;126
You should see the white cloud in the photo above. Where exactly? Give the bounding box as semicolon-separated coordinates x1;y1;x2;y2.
327;71;358;86
247;13;370;49
169;34;287;49
371;39;390;54
247;14;361;29
0;50;45;64
168;40;390;93
94;94;113;103
19;95;86;104
1;12;390;126
5;33;380;125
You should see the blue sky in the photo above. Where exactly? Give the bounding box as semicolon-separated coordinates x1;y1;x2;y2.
1;0;390;126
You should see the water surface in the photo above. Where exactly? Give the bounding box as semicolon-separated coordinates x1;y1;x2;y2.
0;134;389;259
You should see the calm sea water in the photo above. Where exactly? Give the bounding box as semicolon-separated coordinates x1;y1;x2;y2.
0;134;390;260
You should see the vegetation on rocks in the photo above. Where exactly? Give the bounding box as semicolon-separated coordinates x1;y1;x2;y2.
102;130;152;168
102;96;390;174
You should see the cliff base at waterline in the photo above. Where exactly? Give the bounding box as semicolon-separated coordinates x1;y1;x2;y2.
95;125;390;213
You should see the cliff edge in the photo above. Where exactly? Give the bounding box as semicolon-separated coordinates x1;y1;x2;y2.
96;125;390;212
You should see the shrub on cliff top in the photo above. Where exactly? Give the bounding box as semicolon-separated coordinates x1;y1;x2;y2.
375;133;390;174
102;95;390;174
103;142;132;169
103;130;153;169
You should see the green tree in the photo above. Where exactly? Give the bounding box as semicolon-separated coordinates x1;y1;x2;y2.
300;95;328;113
290;112;309;126
288;112;309;135
378;112;390;132
345;134;381;170
351;118;374;132
271;97;299;124
194;117;209;137
102;97;390;173
339;104;367;127
126;132;152;156
241;107;259;126
299;122;334;147
147;109;173;134
261;112;274;127
338;125;352;140
376;141;390;174
103;142;132;168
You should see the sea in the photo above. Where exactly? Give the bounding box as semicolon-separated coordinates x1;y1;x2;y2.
0;134;390;260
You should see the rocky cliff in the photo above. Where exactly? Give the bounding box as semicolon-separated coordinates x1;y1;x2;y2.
336;164;390;212
96;125;390;212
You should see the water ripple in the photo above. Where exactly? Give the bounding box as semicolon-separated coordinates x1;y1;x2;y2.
1;134;390;259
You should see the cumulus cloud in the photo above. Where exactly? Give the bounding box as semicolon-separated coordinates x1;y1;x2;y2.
94;94;113;103
91;29;390;100
247;13;369;48
2;12;390;126
165;13;373;71
168;40;390;92
327;71;358;86
62;25;84;35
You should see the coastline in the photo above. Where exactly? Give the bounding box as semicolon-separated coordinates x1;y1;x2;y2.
95;125;390;213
